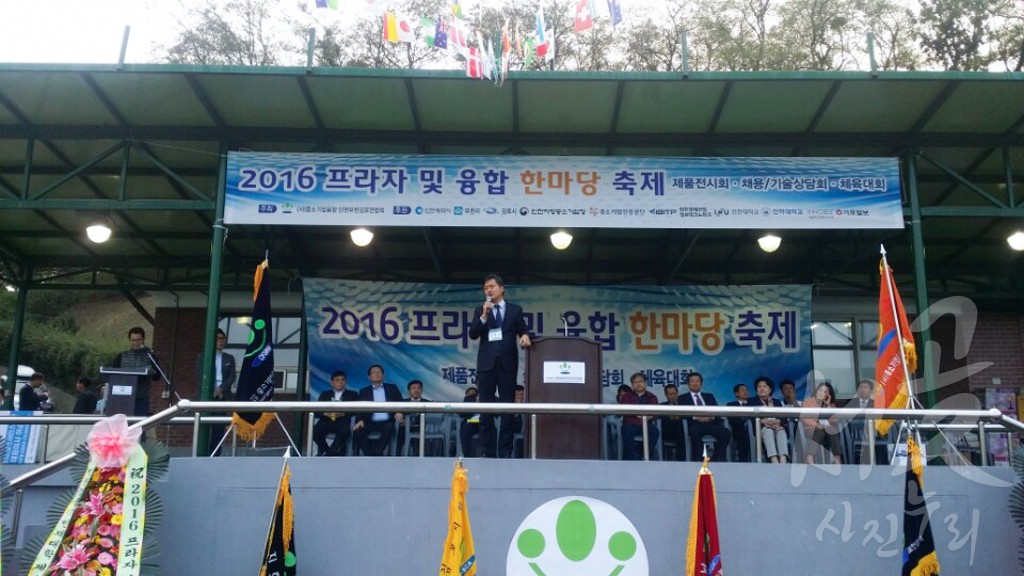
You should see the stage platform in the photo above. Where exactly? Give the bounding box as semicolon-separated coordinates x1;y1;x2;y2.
5;457;1017;575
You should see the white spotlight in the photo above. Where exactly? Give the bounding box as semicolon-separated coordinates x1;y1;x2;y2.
1007;231;1024;251
350;228;374;247
550;231;573;250
86;223;112;243
757;233;781;253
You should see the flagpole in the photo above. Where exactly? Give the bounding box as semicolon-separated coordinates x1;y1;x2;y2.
260;455;290;567
880;245;918;403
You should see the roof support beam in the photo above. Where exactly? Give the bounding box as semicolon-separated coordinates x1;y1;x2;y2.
917;152;1007;208
119;280;155;328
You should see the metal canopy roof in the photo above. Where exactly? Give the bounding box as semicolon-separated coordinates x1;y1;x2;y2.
0;64;1022;308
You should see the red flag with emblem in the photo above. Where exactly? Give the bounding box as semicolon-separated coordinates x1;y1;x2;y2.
875;246;917;435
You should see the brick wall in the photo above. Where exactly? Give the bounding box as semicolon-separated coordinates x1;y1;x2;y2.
967;313;1024;394
151;307;304;452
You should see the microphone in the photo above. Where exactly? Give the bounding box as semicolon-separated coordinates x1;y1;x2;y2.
560;314;568;337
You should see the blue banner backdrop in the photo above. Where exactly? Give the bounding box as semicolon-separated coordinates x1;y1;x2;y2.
303;280;812;403
226;153;903;230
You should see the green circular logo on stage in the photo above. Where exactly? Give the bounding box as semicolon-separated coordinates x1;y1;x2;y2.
506;496;649;575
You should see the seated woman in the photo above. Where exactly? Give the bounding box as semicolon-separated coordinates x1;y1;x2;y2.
751;376;789;464
801;382;842;465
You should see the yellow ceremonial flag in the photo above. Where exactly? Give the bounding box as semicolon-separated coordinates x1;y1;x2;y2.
439;462;476;576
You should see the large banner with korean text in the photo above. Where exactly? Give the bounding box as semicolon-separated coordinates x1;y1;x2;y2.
304;279;812;403
226;153;903;229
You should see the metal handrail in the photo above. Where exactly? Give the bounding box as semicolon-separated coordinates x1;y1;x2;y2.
2;403;188;494
1;401;1011;497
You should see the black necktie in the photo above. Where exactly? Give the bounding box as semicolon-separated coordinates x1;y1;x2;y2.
494;305;502;325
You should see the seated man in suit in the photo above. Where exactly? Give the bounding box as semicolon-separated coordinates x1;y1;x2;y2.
399;379;431;455
510;384;526;458
313;370;358;456
352;364;404;456
679;372;732;462
726;383;752;462
659;384;686;461
619;372;660;460
459;386;481;457
845;378;889;465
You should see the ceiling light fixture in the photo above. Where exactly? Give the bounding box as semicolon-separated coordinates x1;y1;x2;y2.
86;222;112;243
757;233;781;253
350;227;374;247
1007;231;1024;251
550;231;573;250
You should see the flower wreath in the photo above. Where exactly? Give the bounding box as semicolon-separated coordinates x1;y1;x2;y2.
26;415;168;576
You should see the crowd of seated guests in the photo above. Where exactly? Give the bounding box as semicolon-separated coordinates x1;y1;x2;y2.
305;364;886;464
612;371;888;464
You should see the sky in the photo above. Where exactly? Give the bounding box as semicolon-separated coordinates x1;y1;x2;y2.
0;0;506;64
0;0;171;64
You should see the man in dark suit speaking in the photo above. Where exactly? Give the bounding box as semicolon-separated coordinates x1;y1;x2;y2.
468;274;532;458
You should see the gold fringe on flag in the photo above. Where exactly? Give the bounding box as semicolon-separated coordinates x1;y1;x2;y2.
905;436;939;576
232;412;276;442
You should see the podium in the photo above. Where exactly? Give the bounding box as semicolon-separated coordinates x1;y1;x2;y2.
100;366;149;416
525;337;603;459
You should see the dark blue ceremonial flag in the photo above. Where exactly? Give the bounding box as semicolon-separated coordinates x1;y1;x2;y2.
902;436;940;576
233;258;276;440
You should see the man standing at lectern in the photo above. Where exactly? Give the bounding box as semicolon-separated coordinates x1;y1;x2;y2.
111;326;162;417
469;274;532;458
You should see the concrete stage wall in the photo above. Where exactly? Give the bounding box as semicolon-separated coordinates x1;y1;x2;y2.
5;458;1018;575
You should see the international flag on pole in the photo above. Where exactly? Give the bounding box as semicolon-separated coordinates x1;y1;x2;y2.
232;258;276;441
607;0;623;27
902;435;940;576
875;245;917;436
439;461;476;576
422;17;449;48
535;6;553;61
466;46;482;78
574;0;594;32
260;457;297;576
685;457;723;576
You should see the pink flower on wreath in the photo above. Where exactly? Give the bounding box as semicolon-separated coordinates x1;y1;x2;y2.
82;491;107;517
87;414;142;468
97;551;116;566
56;545;91;570
97;524;112;537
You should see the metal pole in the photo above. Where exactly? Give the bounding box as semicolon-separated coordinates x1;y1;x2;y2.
641;415;650;461
40;425;50;462
680;31;690;77
192;412;201;457
1004;146;1016;207
118;25;131;67
905;149;936;408
3;267;30;409
305;412;315;456
306;28;317;70
296;293;309;451
11;489;24;546
867;32;877;75
198;143;229;455
867;420;876;465
755;418;762;463
978;421;988;466
418;414;426;457
530;414;537;460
